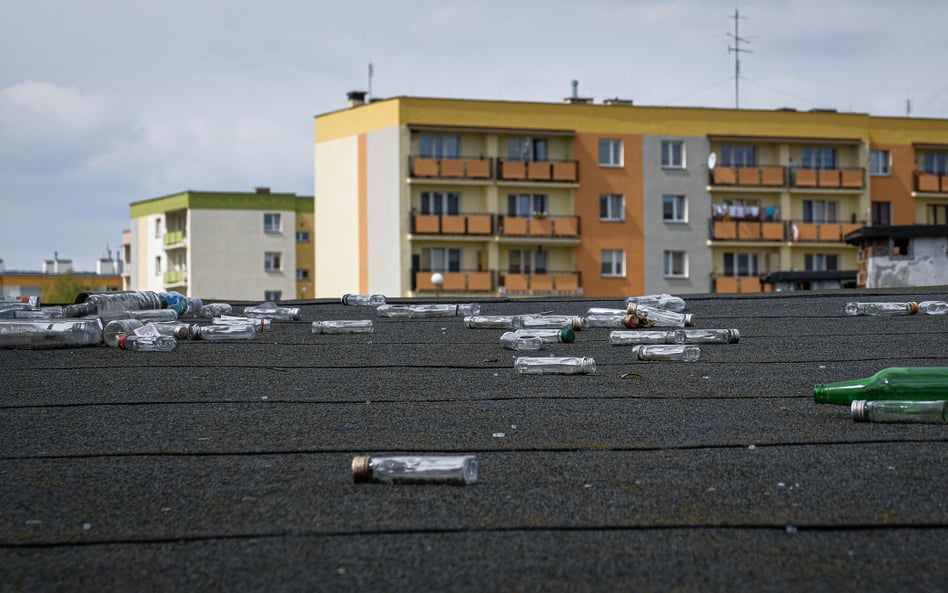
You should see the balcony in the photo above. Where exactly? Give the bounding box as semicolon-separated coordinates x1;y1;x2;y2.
914;171;948;193
709;166;866;190
414;270;495;293
712;275;765;293
497;159;578;183
411;213;580;240
409;157;578;183
163;269;187;287
410;157;492;180
498;215;580;239
790;221;864;243
163;230;185;246
710;165;785;187
411;269;582;295
710;217;864;243
500;271;582;295
790;167;864;190
411;213;494;235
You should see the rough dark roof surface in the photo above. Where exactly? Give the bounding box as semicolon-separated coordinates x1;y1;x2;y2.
1;288;946;592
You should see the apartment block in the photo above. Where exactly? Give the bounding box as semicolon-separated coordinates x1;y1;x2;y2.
128;188;315;301
313;95;948;298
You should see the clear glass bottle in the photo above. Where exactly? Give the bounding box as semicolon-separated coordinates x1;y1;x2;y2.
0;306;64;319
97;309;179;323
609;330;676;345
814;367;948;405
464;315;524;329
351;455;478;484
0;318;103;349
214;315;272;332
312;319;375;334
116;334;178;352
243;302;301;321
628;303;695;328
672;328;740;344
582;311;631;328
851;400;947;424
519;315;585;331
341;293;387;306
508;327;575;344
918;300;948;315
631;344;701;362
188;323;257;341
376;303;480;318
103;319;145;348
197;303;232;318
499;332;544;351
624;293;687;312
514;356;596;375
844;301;918;316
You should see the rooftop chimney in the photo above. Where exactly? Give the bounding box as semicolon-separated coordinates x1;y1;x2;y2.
347;91;367;107
564;79;593;104
254;187;271;194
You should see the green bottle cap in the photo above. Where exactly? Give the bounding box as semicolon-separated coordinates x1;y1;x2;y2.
559;328;575;343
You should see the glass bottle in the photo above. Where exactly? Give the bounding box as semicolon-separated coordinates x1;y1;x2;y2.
813;367;948;405
628;303;695;328
0;306;64;319
341;293;387;306
624;293;686;312
918;300;948;315
507;328;575;344
243;302;301;321
464;315;525;329
851;400;947;424
672;328;740;344
499;332;544;351
116;334;178;352
187;324;257;341
312;320;375;334
103;319;145;347
843;301;918;316
198;303;233;318
514;356;596;375
65;290;163;317
0;318;103;349
631;344;701;362
97;309;179;323
583;311;632;328
351;455;478;485
519;315;585;331
213;315;272;332
376;303;480;318
609;330;676;345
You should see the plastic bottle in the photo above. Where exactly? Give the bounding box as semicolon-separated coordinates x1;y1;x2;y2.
672;328;740;344
213;315;272;332
628;303;695;328
813;367;948;405
351;455;478;484
624;293;687;312
464;315;525;329
64;291;163;317
0;306;64;319
514;356;596;375
918;300;948;315
103;319;146;348
0;318;103;349
97;309;179;323
499;332;545;351
376;303;480;318
851;400;947;424
312;320;375;334
631;344;701;362
609;330;676;345
843;301;918;316
116;334;178;352
341;294;387;306
1;295;40;308
198;303;233;318
243;302;301;321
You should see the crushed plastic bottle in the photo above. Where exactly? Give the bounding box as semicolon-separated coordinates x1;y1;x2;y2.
64;291;163;317
197;303;233;318
918;300;948;315
186;323;257;340
506;327;575;344
0;306;64;319
312;320;375;334
351;455;478;485
0;318;103;349
376;303;480;318
514;356;596;375
624;293;687;312
844;301;918;316
609;330;676;345
672;328;740;344
243;302;301;321
631;344;701;362
341;294;387;306
103;319;146;348
97;309;179;323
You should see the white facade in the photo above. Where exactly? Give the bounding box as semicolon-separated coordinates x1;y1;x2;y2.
864;235;948;288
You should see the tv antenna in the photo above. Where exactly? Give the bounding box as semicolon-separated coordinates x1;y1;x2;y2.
727;9;752;109
368;61;374;101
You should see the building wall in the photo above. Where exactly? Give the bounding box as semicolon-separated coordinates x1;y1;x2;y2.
868;143;915;225
365;125;404;296
314;134;361;297
865;236;948;287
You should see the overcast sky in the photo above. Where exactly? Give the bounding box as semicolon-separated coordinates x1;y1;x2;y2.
2;0;946;272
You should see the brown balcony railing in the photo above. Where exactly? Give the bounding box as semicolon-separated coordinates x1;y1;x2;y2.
712;275;765;294
790;167;864;189
409;156;579;183
710;219;786;241
410;156;493;179
710;165;785;187
412;213;494;235
497;159;579;183
498;215;580;238
914;171;948;193
414;270;495;292
789;221;864;242
501;271;581;295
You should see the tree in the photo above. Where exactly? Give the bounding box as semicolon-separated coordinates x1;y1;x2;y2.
43;272;86;305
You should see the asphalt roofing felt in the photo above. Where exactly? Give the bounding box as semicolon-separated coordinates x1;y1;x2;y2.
0;287;946;592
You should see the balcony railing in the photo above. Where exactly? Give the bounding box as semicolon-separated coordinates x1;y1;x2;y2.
163;230;185;245
409;156;578;183
412;213;494;235
500;271;581;295
709;218;864;242
789;220;864;242
163;269;186;285
914;171;948;193
411;270;583;295
414;270;495;292
712;275;765;294
709;166;865;190
411;213;580;239
498;215;579;238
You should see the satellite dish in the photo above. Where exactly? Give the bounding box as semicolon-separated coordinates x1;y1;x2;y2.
707;152;717;170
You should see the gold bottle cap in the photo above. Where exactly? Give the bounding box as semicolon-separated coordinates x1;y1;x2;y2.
909;302;919;314
351;456;372;483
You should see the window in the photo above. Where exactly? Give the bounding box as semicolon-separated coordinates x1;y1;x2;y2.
264;252;282;272
723;253;759;277
802;147;837;170
599;139;623;167
599;194;625;221
927;204;948;225
661;140;684;168
296;269;310;281
421;191;461;215
870;150;891;176
421;247;461;272
805;254;839;271
923;152;948;175
419;134;460;159
507;137;548;162
663;250;688;277
296;231;311;243
662;194;687;222
507;194;547;217
509;249;548;274
154;256;162;276
803;200;839;223
871;202;892;226
155;218;162;239
264;213;282;234
601;250;625;277
720;144;757;167
264;290;282;302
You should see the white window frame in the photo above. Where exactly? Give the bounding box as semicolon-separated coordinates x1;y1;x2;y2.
661;140;685;169
296;231;311;243
724;252;760;277
662;194;687;223
264;213;282;234
599;194;625;221
264;290;282;302
599;139;623;167
421;247;462;272
419;134;460;159
869;150;891;176
296;268;310;281
663;250;688;278
421;191;461;215
509;249;548;274
264;251;282;272
155;218;162;239
508;194;547;217
601;249;626;278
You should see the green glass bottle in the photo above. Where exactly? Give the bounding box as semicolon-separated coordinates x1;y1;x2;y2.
813;367;948;405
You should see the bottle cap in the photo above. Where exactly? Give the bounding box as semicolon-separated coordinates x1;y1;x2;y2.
559;328;575;343
116;334;128;349
570;316;585;330
684;314;696;327
851;400;869;421
623;314;640;329
909;302;919;314
341;294;352;305
728;329;741;343
351;456;372;483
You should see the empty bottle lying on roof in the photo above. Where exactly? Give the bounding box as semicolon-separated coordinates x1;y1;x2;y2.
519;315;585;330
1;295;40;308
115;334;177;352
103;319;148;347
672;328;740;344
0;306;64;319
352;455;478;485
197;303;233;318
464;315;525;329
186;323;257;340
609;330;677;345
918;300;948;315
631;344;701;362
813;367;948;405
243;302;301;321
64;290;163;317
97;309;179;323
514;356;596;375
624;293;686;312
0;318;103;349
213;315;272;332
851;399;947;424
376;303;480;318
508;327;575;344
341;293;387;306
583;307;635;328
159;291;204;317
844;301;918;316
312;319;375;334
627;303;694;328
499;332;544;351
